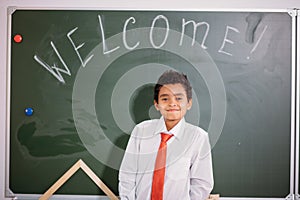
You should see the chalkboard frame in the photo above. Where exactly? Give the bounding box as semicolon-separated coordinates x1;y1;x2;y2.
5;7;299;200
295;9;300;200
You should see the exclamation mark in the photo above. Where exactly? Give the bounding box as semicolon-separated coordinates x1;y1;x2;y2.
247;25;268;60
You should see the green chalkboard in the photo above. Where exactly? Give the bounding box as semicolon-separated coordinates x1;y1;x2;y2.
9;10;292;198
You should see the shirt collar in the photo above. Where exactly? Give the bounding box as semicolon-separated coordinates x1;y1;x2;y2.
154;116;185;139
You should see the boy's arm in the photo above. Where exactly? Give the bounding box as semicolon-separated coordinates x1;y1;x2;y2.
119;126;139;200
189;133;214;200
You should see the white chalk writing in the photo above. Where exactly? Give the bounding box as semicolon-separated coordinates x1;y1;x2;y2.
34;41;71;84
149;15;170;49
247;25;268;59
180;18;209;49
34;14;267;83
218;25;240;56
67;27;94;67
123;17;140;50
98;15;120;54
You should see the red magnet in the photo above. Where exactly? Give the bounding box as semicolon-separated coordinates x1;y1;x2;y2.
13;34;23;43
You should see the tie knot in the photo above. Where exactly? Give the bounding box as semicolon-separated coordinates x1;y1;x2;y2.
160;133;173;143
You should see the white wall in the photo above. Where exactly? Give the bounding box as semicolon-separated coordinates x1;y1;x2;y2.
1;0;299;199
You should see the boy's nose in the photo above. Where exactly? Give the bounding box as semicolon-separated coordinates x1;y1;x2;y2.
169;98;177;106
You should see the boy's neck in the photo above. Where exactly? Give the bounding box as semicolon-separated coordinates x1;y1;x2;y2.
165;120;180;131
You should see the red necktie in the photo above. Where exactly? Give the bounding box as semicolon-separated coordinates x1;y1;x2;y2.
151;133;173;200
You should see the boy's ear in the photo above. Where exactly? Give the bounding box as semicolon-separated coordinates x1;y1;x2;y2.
154;100;159;110
187;99;193;110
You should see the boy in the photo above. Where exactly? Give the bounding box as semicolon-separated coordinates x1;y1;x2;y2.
119;70;214;200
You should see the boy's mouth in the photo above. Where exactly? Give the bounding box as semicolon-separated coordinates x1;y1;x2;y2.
167;109;180;112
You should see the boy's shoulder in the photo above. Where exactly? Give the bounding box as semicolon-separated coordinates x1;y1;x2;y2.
131;119;160;137
184;121;209;137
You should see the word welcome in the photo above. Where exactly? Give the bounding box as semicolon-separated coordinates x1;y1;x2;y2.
34;14;267;84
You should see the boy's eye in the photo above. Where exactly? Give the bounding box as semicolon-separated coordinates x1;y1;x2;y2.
176;97;183;101
161;98;168;101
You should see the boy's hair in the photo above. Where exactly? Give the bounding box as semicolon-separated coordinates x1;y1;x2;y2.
154;70;192;102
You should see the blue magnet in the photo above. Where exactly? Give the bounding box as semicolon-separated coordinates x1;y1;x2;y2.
24;107;34;116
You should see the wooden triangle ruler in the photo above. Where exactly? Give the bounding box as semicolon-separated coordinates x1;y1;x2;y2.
39;159;118;200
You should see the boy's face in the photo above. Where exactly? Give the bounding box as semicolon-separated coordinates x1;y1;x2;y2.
154;83;192;126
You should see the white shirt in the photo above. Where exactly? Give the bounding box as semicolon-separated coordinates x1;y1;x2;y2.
119;117;214;200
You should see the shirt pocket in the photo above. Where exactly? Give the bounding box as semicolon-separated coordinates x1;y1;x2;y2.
166;157;190;181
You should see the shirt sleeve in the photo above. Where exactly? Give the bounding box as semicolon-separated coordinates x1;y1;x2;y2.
118;126;140;200
189;132;214;200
